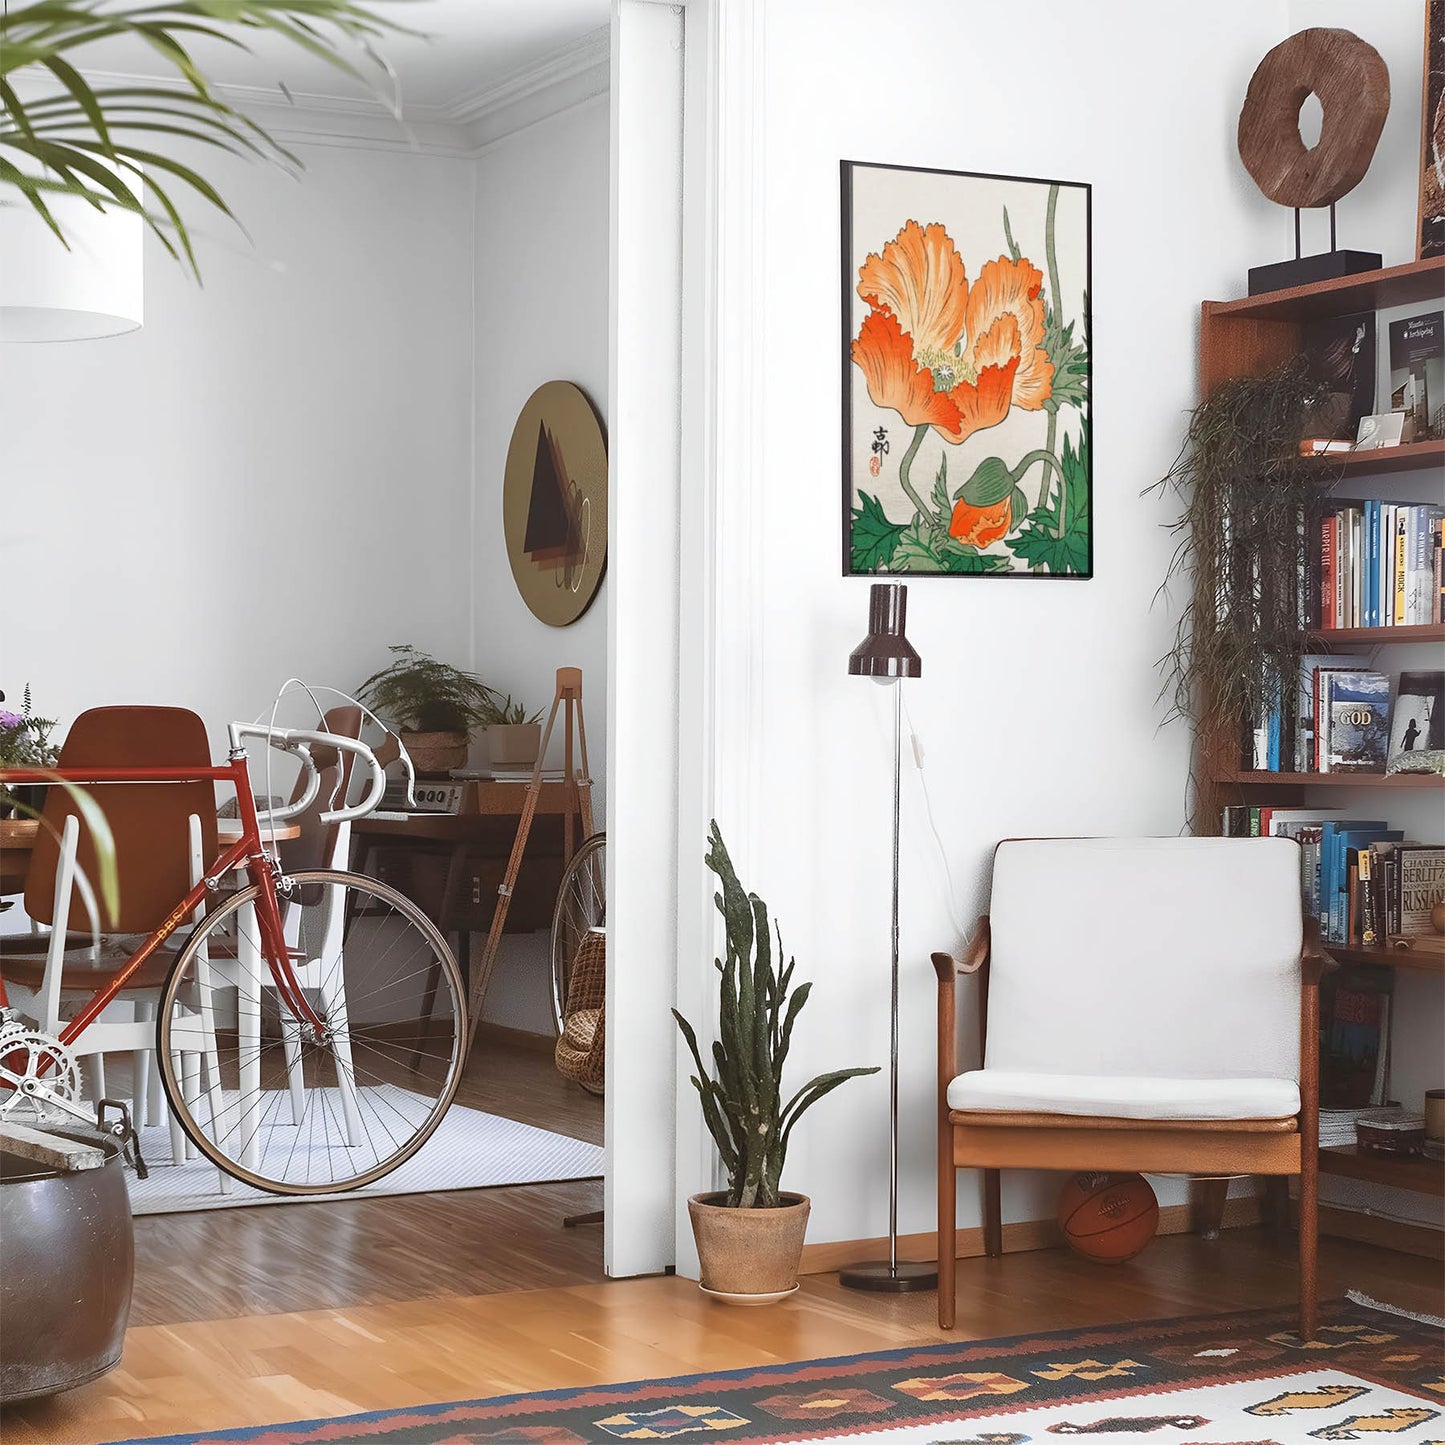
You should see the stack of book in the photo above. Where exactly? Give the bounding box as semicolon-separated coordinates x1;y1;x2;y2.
1219;808;1445;949
1315;502;1444;630
1320;1104;1402;1147
1245;666;1443;776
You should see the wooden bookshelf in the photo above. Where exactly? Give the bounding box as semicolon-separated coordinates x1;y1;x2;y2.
1206;255;1445;324
1312;438;1445;479
1319;1145;1445;1197
1306;622;1445;645
1324;942;1445;976
1213;770;1445;789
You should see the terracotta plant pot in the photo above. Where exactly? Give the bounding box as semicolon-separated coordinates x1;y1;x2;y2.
401;730;469;778
687;1191;810;1303
486;723;542;770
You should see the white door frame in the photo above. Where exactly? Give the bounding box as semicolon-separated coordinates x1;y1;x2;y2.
606;0;765;1278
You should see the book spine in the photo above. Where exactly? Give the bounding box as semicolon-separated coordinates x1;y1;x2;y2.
1360;848;1377;947
1394;511;1408;624
1379;504;1394;626
1248;806;1261;838
1320;515;1335;629
1318;673;1331;773
1348;507;1362;629
1435;517;1444;625
1365;500;1378;629
1337;510;1349;629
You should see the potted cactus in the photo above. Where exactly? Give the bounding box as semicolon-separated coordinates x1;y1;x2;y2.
673;822;878;1303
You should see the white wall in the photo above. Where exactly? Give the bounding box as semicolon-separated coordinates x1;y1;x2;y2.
469;94;612;1033
0;143;476;739
694;0;1314;1249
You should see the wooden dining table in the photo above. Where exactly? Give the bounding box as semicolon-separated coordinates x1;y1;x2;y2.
0;816;300;897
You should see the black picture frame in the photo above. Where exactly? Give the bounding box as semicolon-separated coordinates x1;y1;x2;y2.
841;159;1093;579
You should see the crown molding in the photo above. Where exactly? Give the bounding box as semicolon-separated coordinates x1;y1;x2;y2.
15;27;612;158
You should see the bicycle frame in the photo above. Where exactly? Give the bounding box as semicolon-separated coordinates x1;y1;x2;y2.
0;751;326;1044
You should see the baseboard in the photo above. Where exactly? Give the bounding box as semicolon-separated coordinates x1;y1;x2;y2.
1316;1203;1445;1261
797;1196;1262;1275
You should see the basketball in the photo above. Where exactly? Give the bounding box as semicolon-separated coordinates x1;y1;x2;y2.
1056;1172;1159;1264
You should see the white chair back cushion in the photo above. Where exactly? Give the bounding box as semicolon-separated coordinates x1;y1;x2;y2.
985;837;1302;1082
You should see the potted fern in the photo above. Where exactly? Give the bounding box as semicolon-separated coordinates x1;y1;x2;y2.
357;646;497;777
673;822;878;1302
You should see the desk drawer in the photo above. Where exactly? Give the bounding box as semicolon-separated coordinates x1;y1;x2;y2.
358;844;563;936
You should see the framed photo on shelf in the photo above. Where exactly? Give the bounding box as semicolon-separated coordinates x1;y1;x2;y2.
841;161;1092;578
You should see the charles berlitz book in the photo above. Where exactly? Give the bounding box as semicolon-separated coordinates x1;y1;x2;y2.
1396;845;1445;936
1321;671;1391;773
1389;311;1444;439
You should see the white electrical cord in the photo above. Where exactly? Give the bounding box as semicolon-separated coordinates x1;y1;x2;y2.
898;689;970;941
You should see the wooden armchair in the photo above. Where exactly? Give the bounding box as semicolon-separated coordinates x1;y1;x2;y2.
933;837;1323;1338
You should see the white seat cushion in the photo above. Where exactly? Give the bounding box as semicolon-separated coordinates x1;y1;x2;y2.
947;1069;1300;1121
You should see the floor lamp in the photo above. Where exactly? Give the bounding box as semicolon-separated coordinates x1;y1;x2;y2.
839;582;937;1293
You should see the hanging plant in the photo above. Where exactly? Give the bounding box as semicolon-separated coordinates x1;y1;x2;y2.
1147;359;1335;811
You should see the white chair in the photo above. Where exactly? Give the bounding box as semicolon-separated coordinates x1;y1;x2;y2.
932;836;1321;1338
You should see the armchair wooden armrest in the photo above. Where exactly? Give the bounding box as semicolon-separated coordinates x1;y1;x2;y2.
932;916;991;981
1300;915;1331;988
933;917;990;1101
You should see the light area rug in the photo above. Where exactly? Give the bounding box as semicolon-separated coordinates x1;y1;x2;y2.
125;1100;603;1214
101;1296;1442;1444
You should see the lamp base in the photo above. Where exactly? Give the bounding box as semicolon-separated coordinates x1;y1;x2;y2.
837;1259;938;1293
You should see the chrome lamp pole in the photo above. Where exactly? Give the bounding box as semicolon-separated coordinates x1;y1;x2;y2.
839;582;937;1293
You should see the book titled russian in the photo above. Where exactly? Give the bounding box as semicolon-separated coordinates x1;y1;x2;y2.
1321;671;1391;773
1396;845;1445;936
1388;311;1444;440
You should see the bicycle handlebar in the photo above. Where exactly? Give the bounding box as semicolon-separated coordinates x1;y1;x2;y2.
226;723;396;826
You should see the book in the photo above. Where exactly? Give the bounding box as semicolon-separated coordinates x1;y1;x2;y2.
1386;670;1444;766
1388;311;1443;439
1321;671;1390;773
1302;311;1376;440
1319;966;1393;1109
1396;844;1445;935
1406;505;1445;623
1297;653;1367;773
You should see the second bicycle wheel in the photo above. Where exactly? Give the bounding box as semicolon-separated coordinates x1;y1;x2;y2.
550;832;606;1035
157;868;466;1194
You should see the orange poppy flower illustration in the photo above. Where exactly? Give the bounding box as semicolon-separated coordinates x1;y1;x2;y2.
851;220;1054;445
949;494;1013;548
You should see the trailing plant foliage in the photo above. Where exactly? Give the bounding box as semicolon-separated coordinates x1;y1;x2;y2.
1148;359;1333;819
357;646;498;734
0;1;406;278
672;822;878;1209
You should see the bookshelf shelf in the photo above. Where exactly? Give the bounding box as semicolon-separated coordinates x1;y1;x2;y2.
1213;770;1445;789
1319;1144;1445;1197
1311;438;1445;479
1323;943;1445;975
1205;256;1445;323
1307;623;1445;645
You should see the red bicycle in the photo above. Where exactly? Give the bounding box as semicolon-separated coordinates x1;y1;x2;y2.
0;718;467;1194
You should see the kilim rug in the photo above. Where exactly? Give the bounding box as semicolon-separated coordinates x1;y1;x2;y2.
105;1294;1442;1445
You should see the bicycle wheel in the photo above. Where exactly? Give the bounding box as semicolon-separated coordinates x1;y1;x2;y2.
550;832;606;1034
157;868;466;1194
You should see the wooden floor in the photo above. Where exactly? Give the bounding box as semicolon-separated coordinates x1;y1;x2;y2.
5;1230;1442;1445
131;1026;606;1325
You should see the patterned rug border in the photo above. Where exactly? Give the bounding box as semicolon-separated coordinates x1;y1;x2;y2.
104;1294;1442;1445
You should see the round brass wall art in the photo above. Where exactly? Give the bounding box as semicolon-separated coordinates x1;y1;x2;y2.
502;381;608;627
1237;28;1390;209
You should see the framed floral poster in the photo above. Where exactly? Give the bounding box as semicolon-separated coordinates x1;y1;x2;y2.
842;161;1092;577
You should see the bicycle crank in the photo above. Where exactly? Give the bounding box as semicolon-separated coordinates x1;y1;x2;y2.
0;1025;91;1128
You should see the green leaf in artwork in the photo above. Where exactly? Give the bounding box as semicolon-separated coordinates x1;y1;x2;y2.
891;519;942;572
938;544;1011;574
1006;421;1091;575
1042;287;1089;416
930;454;951;517
850;491;906;572
1001;205;1022;263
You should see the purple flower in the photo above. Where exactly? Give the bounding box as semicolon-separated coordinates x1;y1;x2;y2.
0;711;25;730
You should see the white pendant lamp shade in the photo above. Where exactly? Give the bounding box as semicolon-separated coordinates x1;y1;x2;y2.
0;174;143;342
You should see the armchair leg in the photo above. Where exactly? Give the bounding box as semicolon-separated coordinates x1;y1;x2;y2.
1298;1159;1318;1341
982;1169;1002;1258
938;1147;956;1329
1191;1177;1230;1240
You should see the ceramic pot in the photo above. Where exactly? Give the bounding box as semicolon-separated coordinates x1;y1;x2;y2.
0;1127;134;1402
486;723;542;769
401;730;469;778
687;1191;809;1302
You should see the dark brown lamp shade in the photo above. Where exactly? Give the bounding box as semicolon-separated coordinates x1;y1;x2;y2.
847;582;922;680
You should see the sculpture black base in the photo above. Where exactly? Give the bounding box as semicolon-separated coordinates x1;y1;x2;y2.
838;1259;938;1293
1247;249;1381;296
